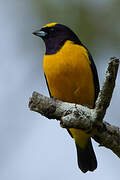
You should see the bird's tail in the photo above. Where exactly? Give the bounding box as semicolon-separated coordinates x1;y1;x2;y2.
75;138;97;173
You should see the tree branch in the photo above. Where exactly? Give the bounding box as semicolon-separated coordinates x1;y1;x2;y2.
29;57;120;158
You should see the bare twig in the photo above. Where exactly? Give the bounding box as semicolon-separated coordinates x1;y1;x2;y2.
29;57;120;158
94;57;119;122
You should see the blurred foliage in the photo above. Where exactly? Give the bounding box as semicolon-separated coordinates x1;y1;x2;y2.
32;0;120;57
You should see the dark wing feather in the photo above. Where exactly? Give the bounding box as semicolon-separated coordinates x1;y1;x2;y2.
87;51;100;104
44;73;52;97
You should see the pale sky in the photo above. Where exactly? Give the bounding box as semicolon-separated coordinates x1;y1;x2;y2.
0;0;120;180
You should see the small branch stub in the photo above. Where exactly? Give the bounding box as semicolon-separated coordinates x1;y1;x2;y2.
94;57;119;122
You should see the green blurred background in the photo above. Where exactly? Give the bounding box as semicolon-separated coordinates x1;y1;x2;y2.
0;0;120;180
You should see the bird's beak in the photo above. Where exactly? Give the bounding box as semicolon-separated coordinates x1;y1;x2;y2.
32;30;47;37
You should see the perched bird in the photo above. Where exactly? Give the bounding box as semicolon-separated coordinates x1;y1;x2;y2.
33;22;100;173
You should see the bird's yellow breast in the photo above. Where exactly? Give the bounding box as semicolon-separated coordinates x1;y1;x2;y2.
43;40;95;107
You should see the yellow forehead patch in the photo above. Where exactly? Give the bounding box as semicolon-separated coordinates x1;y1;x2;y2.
43;22;57;28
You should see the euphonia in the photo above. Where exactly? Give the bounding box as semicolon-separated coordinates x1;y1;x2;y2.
33;22;100;173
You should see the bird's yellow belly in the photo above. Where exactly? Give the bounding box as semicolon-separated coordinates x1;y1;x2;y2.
43;49;95;106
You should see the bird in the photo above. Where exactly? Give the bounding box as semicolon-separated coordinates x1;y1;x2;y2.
33;22;100;173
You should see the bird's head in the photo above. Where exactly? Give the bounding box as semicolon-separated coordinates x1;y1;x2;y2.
33;22;81;55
